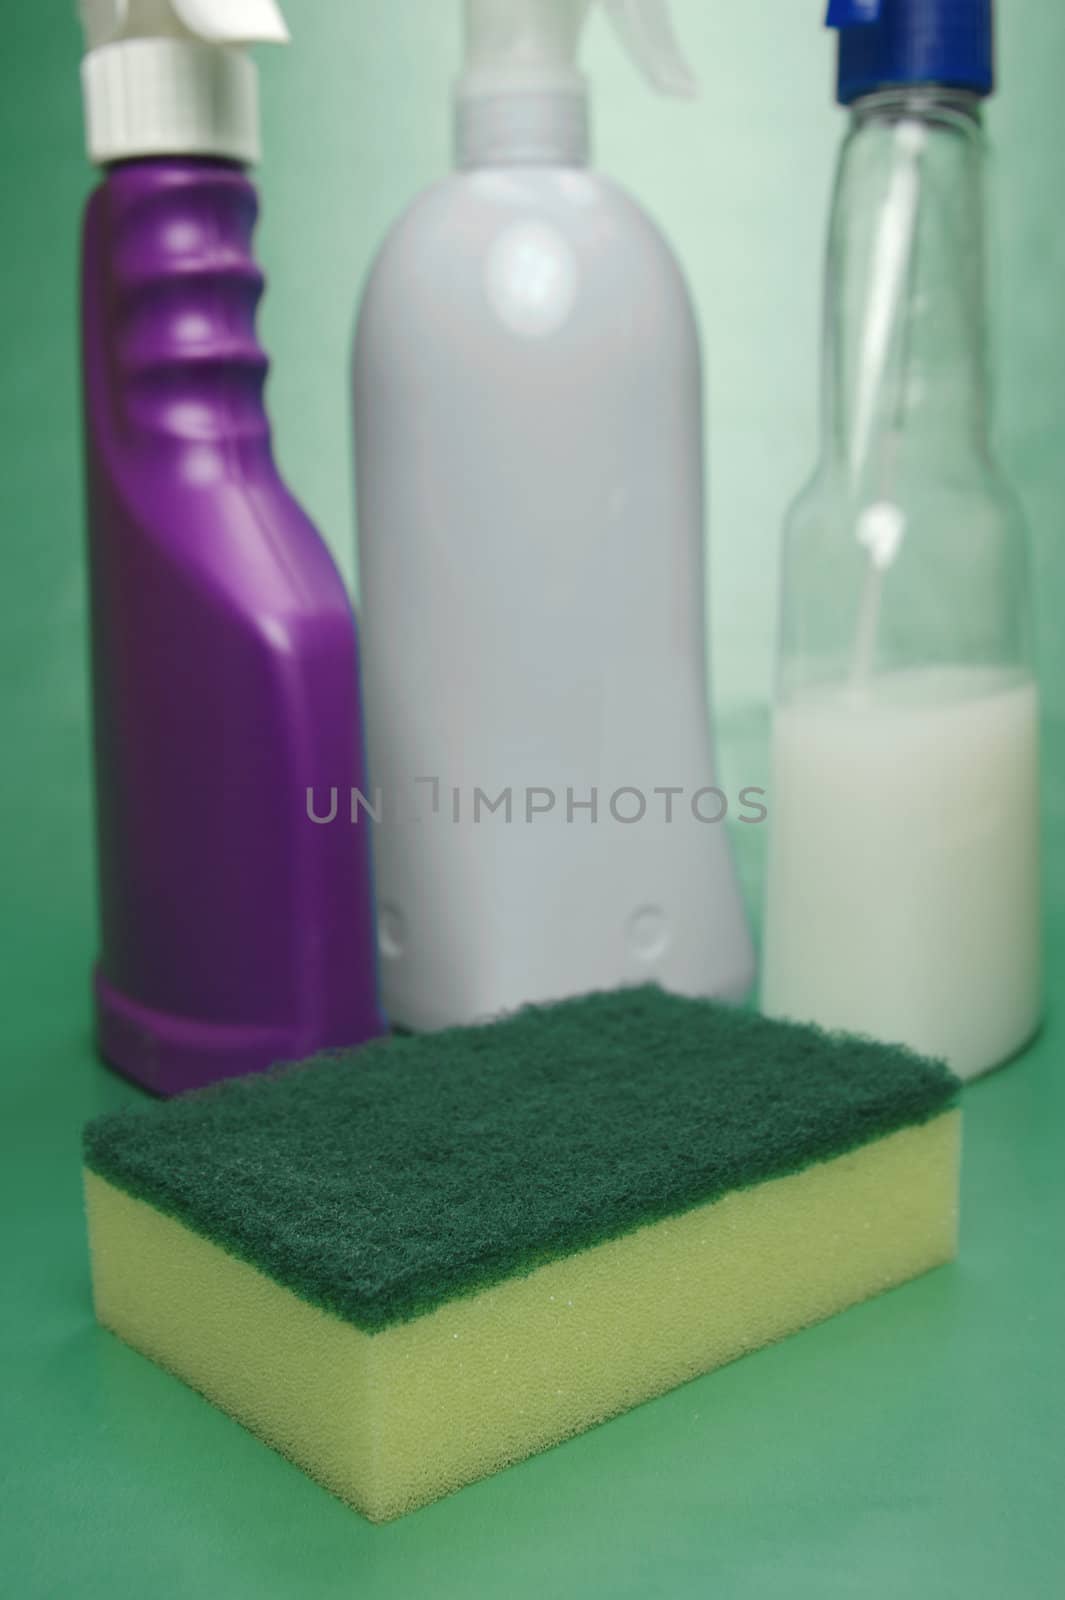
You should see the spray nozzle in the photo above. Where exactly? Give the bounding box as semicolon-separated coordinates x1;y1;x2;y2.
78;0;289;165
826;0;994;107
458;0;696;166
79;0;289;50
461;0;696;96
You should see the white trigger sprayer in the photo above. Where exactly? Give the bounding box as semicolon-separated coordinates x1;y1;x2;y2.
79;0;289;166
456;0;697;166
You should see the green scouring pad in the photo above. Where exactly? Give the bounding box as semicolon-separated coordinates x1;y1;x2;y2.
83;985;961;1521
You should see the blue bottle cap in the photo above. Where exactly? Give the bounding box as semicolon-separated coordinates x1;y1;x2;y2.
826;0;994;106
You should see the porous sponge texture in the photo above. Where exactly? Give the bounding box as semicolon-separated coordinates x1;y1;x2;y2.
85;1111;960;1522
84;986;958;1331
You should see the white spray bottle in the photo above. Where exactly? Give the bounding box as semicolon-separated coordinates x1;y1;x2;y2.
353;0;755;1031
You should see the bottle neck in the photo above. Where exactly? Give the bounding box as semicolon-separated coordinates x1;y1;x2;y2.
454;85;590;168
820;88;991;490
83;158;274;461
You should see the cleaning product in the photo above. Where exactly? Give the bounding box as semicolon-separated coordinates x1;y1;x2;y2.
353;0;754;1032
78;0;383;1094
762;0;1040;1080
84;985;960;1521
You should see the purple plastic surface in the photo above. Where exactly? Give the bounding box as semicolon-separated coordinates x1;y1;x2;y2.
81;158;384;1095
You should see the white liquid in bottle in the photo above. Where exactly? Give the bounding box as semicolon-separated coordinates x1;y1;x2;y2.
762;667;1041;1080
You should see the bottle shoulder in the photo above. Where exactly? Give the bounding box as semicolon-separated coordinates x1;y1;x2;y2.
355;167;697;351
375;167;678;247
783;457;1029;547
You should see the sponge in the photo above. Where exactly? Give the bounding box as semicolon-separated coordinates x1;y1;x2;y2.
83;986;960;1521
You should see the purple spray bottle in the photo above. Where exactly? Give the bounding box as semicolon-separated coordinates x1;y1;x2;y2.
77;0;384;1094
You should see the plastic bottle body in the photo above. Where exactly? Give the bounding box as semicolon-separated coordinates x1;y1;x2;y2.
83;159;383;1092
761;92;1041;1079
354;168;753;1030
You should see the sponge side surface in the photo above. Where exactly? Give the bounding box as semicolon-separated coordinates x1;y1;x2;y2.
83;987;959;1332
85;1109;960;1522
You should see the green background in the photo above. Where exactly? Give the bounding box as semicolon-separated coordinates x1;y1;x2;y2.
2;2;1064;1595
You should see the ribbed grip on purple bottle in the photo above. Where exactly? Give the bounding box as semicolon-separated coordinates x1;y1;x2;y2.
99;162;271;442
82;159;384;1095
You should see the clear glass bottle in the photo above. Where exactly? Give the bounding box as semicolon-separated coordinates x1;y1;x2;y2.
761;86;1041;1080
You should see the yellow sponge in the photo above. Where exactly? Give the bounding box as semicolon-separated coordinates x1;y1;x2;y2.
83;987;961;1521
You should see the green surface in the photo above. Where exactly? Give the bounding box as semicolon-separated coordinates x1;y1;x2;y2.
85;986;958;1331
2;1;1064;1595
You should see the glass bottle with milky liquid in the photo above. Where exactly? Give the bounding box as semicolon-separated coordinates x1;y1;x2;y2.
762;10;1040;1081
